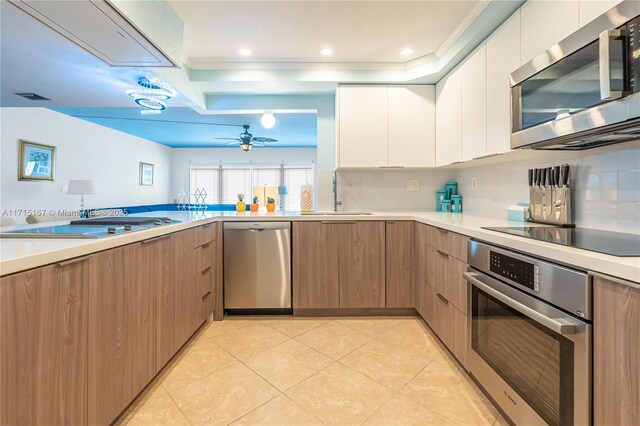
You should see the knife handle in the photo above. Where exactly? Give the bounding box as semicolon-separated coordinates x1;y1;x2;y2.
535;169;540;186
553;166;560;187
549;167;554;186
560;164;570;186
528;169;534;187
541;168;547;186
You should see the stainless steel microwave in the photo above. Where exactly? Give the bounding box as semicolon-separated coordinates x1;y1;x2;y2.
510;0;640;150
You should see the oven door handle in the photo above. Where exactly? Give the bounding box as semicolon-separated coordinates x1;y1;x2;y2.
463;272;577;335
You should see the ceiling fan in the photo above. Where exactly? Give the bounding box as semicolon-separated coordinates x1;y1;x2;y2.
214;124;279;151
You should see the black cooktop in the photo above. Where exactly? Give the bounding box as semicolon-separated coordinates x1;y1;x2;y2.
483;226;640;257
70;216;173;226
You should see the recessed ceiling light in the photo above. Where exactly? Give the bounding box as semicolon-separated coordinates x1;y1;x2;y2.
400;48;414;56
320;48;333;56
238;48;252;56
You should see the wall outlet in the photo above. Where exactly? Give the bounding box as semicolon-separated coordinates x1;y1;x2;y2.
61;184;68;193
406;179;419;192
471;177;478;191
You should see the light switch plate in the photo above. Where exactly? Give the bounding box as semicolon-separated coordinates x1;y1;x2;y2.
61;184;68;193
471;177;478;190
406;179;419;192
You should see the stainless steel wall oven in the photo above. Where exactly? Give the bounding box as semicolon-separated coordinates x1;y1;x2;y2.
465;241;591;426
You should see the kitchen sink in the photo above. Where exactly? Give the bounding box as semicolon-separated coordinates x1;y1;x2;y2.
301;211;373;216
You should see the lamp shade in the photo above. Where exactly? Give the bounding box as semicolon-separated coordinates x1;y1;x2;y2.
278;186;288;195
67;179;96;195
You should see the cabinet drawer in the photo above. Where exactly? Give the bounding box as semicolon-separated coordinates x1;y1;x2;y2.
451;307;468;369
428;226;468;262
198;242;215;273
193;223;216;248
448;258;469;316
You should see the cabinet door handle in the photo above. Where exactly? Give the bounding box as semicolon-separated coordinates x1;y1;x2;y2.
202;242;210;248
387;221;396;224
437;250;449;257
437;293;449;304
142;234;171;244
321;220;357;224
202;266;212;274
202;224;211;228
437;228;448;234
201;291;212;299
57;255;90;267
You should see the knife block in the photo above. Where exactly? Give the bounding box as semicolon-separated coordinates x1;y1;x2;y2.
528;184;574;227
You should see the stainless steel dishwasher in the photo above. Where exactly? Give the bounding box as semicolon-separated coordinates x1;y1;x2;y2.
223;222;292;314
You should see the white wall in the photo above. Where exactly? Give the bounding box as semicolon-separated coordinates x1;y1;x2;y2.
453;141;640;234
170;147;317;202
336;169;454;212
1;108;172;223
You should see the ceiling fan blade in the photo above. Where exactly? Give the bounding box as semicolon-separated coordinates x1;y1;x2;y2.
226;141;241;145
214;137;241;140
252;141;265;147
252;137;278;143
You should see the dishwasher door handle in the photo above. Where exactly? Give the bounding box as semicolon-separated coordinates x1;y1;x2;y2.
249;228;265;232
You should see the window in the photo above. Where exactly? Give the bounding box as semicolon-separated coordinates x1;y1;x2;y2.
189;166;220;204
189;163;314;210
283;165;314;211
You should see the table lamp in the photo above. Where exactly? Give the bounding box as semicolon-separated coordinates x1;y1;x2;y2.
67;179;96;213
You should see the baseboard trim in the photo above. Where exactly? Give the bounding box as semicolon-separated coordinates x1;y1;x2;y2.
293;308;417;317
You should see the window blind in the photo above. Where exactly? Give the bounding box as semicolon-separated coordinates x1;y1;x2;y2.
221;166;252;204
283;165;313;211
189;162;314;208
189;167;220;204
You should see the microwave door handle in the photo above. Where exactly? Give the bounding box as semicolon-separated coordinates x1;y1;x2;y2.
463;272;577;335
599;29;624;101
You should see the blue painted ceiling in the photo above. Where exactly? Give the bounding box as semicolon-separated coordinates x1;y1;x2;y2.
52;107;318;148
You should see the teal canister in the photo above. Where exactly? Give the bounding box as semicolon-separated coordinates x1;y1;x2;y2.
436;190;447;211
440;200;452;212
451;195;462;212
445;182;458;199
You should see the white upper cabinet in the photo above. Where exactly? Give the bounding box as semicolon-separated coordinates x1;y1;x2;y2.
520;0;579;64
338;85;435;168
388;86;436;167
486;10;521;156
338;86;388;168
435;69;462;166
579;0;622;27
460;43;487;162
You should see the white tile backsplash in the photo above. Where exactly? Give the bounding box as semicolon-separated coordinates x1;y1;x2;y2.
335;140;639;234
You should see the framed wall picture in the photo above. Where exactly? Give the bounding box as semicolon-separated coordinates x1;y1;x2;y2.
18;140;56;181
139;162;154;186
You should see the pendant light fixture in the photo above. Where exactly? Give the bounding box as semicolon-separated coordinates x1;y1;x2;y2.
261;112;276;129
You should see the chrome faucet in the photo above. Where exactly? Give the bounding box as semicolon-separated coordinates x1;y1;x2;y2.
332;170;342;212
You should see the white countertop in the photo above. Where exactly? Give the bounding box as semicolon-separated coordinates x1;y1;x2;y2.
1;211;639;284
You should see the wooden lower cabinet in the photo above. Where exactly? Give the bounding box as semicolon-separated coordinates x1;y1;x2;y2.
88;244;157;425
155;234;177;370
414;224;428;318
1;258;89;426
594;275;640;426
1;225;219;426
386;221;414;308
293;221;385;309
293;222;340;308
419;225;469;370
339;221;386;308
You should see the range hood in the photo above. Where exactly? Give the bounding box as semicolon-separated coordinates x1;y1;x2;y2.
510;0;640;150
8;0;176;67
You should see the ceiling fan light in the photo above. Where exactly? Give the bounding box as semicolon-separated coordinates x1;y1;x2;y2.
240;143;253;152
261;112;276;129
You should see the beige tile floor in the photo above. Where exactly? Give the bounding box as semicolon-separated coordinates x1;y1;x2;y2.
117;316;507;426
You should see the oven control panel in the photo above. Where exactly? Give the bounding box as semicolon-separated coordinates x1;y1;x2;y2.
488;251;539;292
